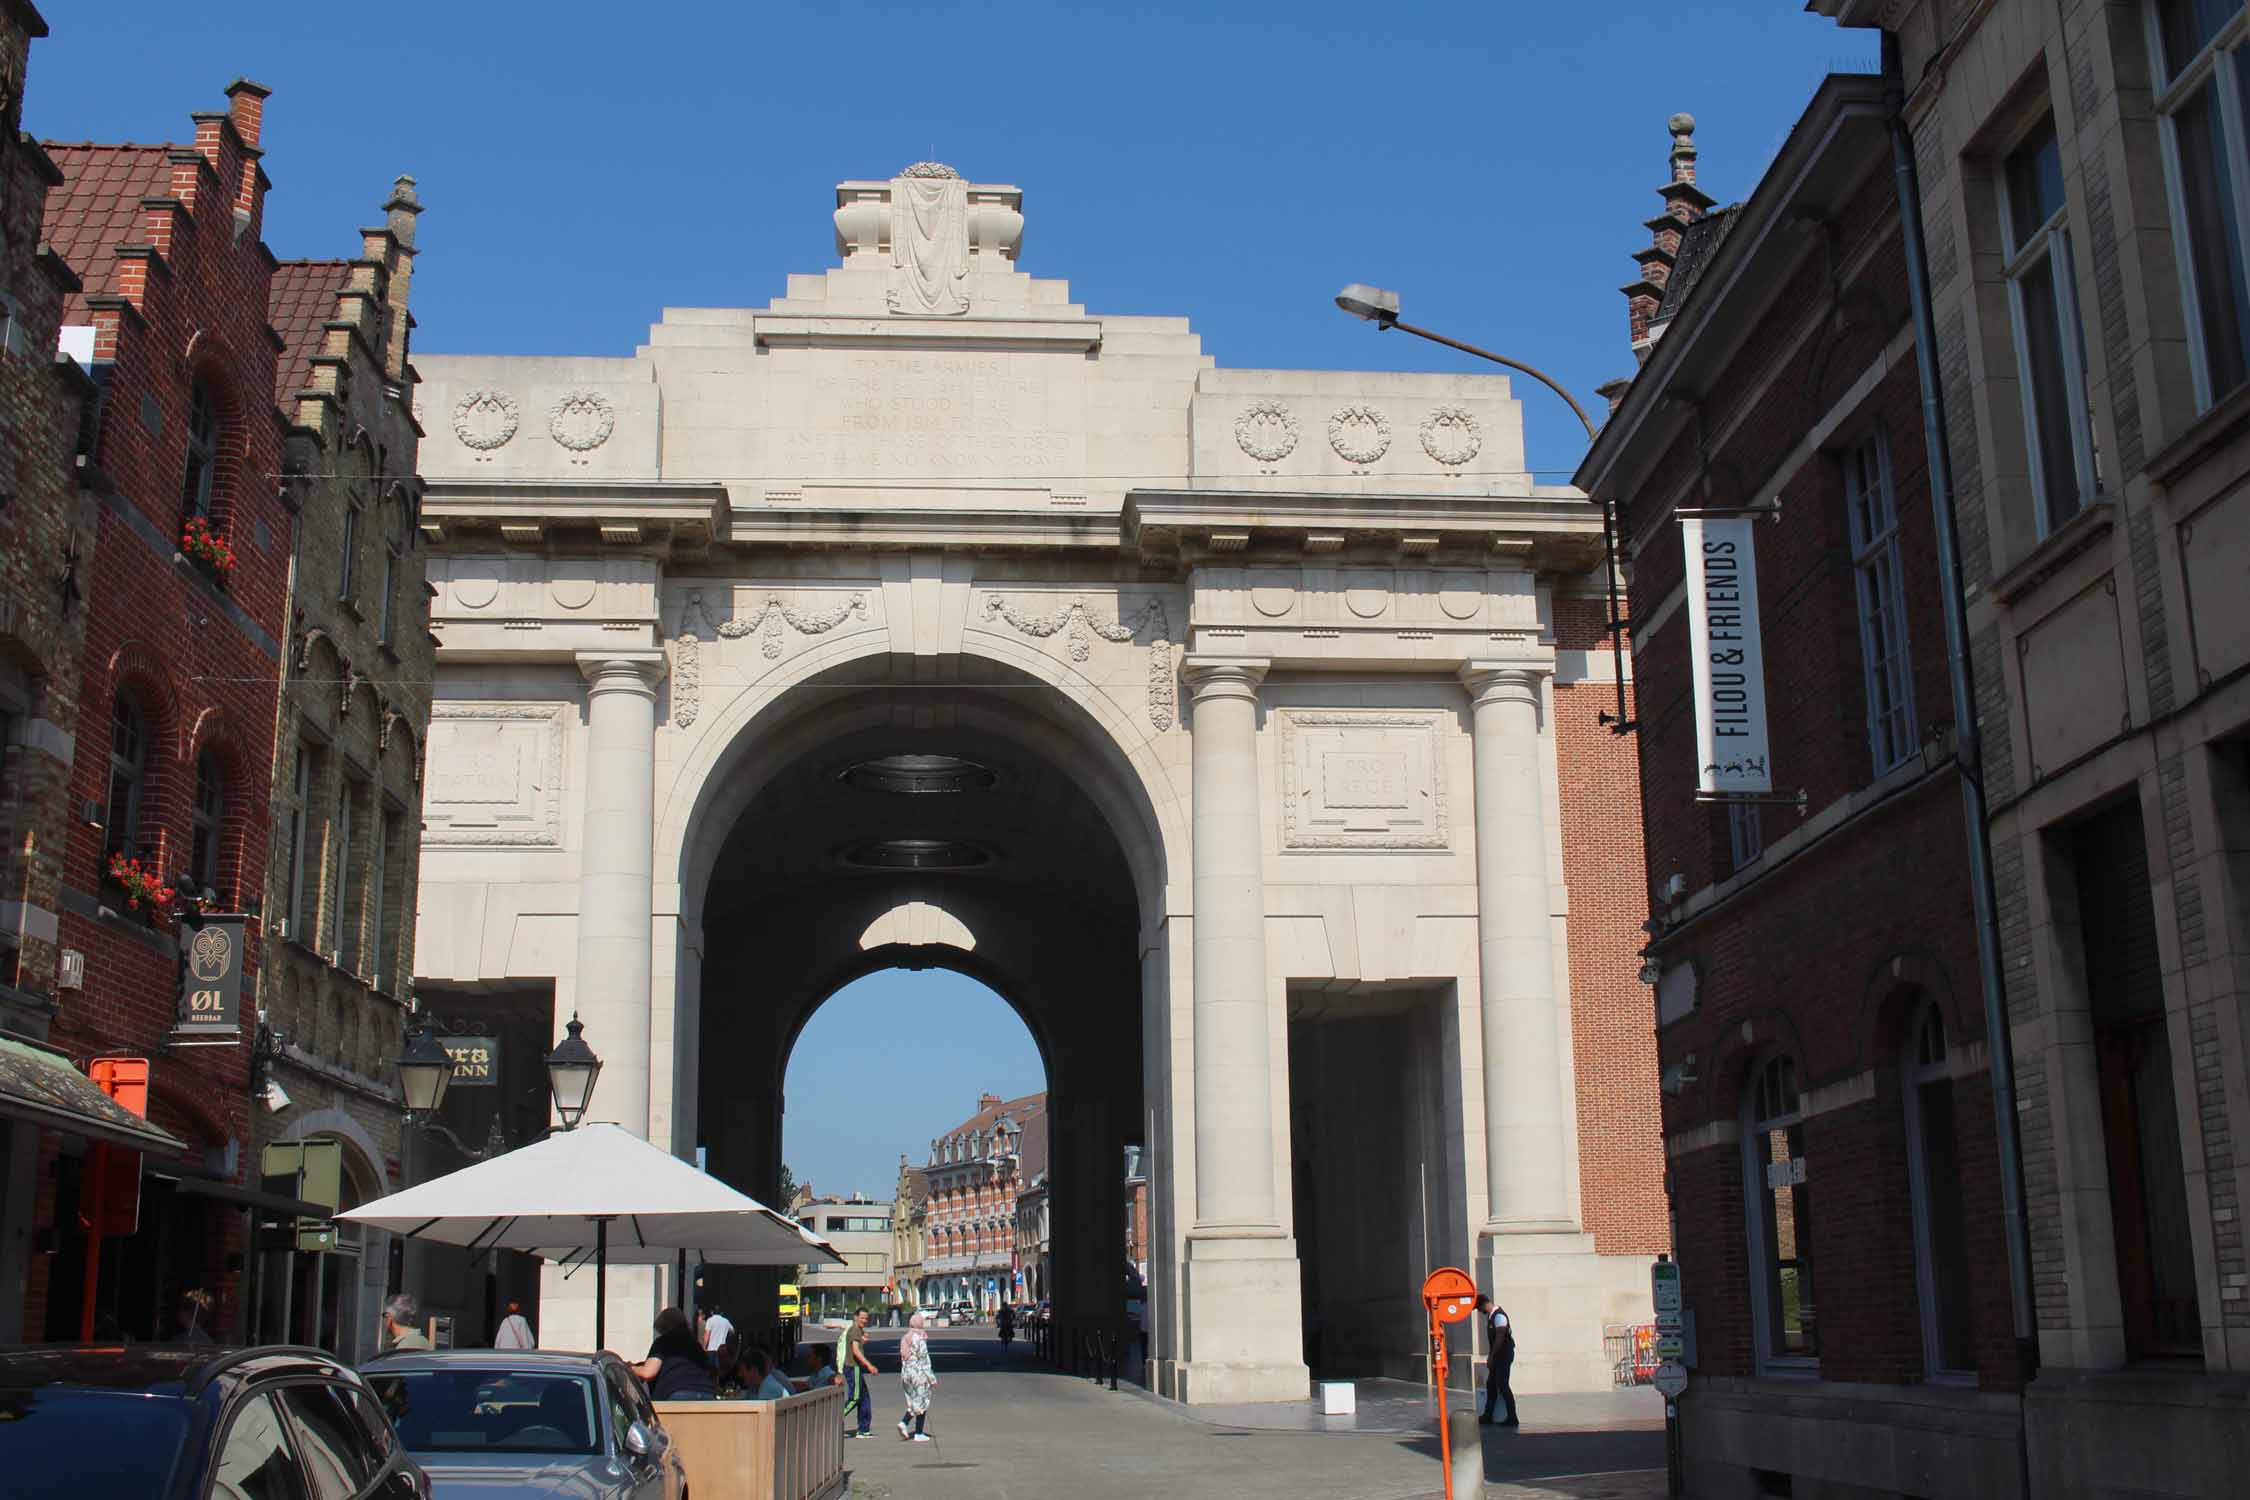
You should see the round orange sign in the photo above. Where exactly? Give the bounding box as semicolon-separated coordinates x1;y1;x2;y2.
1420;1266;1478;1323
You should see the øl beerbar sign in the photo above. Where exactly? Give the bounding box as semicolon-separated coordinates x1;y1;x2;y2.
1681;516;1771;794
175;913;246;1037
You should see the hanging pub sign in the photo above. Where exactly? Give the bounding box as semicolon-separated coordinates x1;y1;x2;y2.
440;1034;501;1086
174;912;246;1038
1681;515;1772;794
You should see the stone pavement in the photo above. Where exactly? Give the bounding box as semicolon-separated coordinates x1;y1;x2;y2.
801;1328;1666;1500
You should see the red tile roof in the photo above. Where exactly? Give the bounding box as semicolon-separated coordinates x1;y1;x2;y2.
41;143;177;323
270;259;350;405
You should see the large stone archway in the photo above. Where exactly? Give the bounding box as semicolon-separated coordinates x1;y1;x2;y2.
410;163;1664;1401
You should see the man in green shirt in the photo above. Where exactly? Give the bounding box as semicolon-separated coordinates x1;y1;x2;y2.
836;1308;876;1437
384;1293;433;1351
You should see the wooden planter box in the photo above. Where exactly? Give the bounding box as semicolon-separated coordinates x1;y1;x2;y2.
655;1386;845;1500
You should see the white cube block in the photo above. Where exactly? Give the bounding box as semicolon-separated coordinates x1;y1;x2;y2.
1319;1381;1356;1415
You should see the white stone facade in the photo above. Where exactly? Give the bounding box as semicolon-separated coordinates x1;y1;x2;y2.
411;165;1652;1401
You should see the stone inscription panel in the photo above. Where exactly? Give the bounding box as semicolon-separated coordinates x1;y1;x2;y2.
1279;710;1448;849
425;703;566;847
776;351;1087;479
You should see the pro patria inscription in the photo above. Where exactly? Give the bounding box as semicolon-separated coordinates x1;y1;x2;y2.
1279;710;1448;849
781;352;1085;479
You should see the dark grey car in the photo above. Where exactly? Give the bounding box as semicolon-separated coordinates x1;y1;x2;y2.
361;1349;685;1500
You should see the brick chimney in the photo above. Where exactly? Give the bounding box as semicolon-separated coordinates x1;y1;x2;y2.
223;79;270;224
377;174;420;383
978;1092;1001;1112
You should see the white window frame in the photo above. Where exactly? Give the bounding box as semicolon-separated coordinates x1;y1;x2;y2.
1728;801;1764;868
1741;1053;1818;1374
1844;430;1918;774
1902;1001;1977;1382
1999;118;2102;538
2147;0;2250;410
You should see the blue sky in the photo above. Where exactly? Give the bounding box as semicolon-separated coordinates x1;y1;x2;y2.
783;969;1044;1201
26;3;1869;1190
29;2;1873;479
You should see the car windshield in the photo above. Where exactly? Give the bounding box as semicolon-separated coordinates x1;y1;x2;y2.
0;1387;192;1494
362;1370;600;1455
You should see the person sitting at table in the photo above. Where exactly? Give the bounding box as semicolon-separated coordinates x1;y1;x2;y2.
740;1347;795;1402
795;1342;840;1394
631;1308;717;1400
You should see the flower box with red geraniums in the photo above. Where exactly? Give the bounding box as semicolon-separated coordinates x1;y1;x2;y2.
106;852;175;921
181;516;237;578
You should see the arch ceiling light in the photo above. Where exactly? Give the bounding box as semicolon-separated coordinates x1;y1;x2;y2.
840;837;992;871
838;752;997;795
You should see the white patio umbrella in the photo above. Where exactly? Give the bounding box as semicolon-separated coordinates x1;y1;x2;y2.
340;1123;841;1346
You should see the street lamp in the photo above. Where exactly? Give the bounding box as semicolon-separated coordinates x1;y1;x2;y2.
395;1025;456;1114
1333;283;1629;731
544;1015;603;1130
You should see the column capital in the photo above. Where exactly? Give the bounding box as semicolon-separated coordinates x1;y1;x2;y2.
1180;655;1270;703
1458;658;1552;707
576;650;667;695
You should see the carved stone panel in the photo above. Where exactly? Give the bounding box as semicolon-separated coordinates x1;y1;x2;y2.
1278;709;1449;849
424;702;567;847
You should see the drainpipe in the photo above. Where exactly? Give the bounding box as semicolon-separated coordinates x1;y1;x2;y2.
1882;26;2040;1393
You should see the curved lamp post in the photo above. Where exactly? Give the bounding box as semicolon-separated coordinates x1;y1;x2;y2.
394;1014;605;1160
1334;284;1630;731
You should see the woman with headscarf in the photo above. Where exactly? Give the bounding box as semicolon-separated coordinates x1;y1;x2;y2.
894;1311;937;1442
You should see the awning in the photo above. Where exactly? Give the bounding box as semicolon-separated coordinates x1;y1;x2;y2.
0;1035;189;1157
162;1173;331;1220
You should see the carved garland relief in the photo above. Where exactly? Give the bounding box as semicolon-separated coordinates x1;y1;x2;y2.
670;589;875;728
980;594;1177;732
1277;709;1449;849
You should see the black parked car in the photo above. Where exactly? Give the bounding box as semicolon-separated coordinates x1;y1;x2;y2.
0;1343;429;1500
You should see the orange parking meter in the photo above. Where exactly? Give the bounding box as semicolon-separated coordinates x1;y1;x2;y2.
1421;1267;1478;1500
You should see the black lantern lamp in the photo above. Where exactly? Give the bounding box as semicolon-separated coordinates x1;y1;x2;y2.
545;1015;602;1130
396;1025;456;1115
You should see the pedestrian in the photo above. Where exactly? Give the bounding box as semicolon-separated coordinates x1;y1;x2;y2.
1476;1293;1517;1427
895;1311;936;1443
997;1300;1015;1352
383;1294;433;1352
171;1289;215;1344
837;1307;877;1438
494;1300;535;1350
699;1303;734;1356
742;1347;795;1402
633;1308;718;1400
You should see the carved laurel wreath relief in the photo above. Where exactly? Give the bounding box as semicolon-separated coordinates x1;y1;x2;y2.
1328;404;1392;465
670;589;873;728
980;594;1177;732
1233;400;1300;464
548;389;616;462
452;389;519;457
1419;404;1483;466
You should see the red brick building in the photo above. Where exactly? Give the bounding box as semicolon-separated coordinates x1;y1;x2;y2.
1575;88;2028;1498
26;78;294;1341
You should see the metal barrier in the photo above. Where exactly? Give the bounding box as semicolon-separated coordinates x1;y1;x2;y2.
1604;1321;1658;1386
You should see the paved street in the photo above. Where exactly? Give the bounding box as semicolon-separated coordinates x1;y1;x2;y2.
802;1328;1665;1500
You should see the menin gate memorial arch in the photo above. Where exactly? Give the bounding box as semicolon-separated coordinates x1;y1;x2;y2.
410;163;1661;1402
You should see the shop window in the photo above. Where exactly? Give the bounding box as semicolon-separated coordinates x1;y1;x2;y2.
2073;801;2203;1358
1742;1053;1818;1367
1844;430;1917;774
2000;116;2102;536
104;693;147;860
1903;1001;1976;1376
2149;0;2250;406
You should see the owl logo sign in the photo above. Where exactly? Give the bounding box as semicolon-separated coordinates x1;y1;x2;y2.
175;913;246;1037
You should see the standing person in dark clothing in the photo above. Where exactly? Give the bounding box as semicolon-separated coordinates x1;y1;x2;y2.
633;1308;717;1400
1475;1293;1517;1426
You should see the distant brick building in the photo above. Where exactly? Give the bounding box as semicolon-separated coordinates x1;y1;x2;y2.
247;175;429;1360
922;1091;1043;1315
1576;91;2028;1497
27;76;293;1342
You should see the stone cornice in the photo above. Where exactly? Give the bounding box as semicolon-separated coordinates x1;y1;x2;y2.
420;477;727;551
1126;488;1603;573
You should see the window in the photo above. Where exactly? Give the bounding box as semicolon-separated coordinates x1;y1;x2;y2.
369;807;400;990
287;740;317;940
190;752;224;898
2151;0;2250;404
275;1383;380;1500
1728;801;1764;869
331;777;359;968
2001;117;2102;535
1903;1002;1976;1376
1742;1054;1817;1365
181;379;218;522
105;694;146;858
1845;432;1917;773
338;498;360;604
211;1391;311;1500
379;494;407;645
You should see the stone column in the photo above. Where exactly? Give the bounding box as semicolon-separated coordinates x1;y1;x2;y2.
572;650;667;1138
1460;661;1575;1233
1177;656;1304;1404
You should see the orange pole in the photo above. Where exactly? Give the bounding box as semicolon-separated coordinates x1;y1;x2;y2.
78;1144;106;1340
1432;1310;1454;1500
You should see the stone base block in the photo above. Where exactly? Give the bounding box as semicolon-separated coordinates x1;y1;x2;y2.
1176;1232;1308;1405
539;1260;664;1358
1478;1232;1652;1394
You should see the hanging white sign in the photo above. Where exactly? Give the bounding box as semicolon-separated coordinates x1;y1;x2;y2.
1681;516;1772;794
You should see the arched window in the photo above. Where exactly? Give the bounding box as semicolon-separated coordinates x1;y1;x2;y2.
378;491;409;645
189;752;224;898
1741;1053;1817;1366
181;380;218;521
339;491;362;603
106;694;147;857
1903;1002;1975;1376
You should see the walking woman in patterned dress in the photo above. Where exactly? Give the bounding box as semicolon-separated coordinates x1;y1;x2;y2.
896;1312;937;1442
